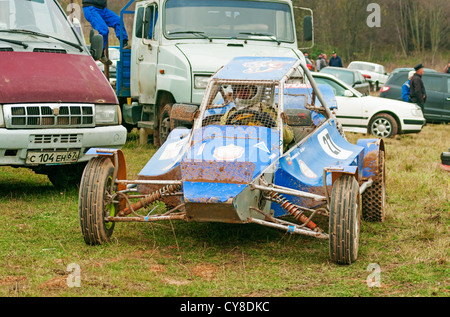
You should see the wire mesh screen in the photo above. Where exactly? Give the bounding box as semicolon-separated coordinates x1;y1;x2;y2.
199;64;327;147
285;65;329;145
202;80;278;129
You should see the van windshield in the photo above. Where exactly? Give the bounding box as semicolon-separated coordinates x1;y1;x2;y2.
0;0;79;44
164;0;294;43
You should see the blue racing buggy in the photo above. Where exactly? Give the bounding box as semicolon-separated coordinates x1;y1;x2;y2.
78;57;386;265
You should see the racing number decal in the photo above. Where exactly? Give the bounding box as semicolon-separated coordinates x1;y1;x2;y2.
322;132;341;156
317;130;352;160
242;60;290;74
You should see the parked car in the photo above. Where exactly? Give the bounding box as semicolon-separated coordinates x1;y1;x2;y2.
386;67;436;81
319;67;371;95
347;61;388;91
96;46;120;86
380;69;449;122
312;72;425;138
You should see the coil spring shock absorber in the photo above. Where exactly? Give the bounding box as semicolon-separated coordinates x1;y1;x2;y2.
268;191;322;232
121;184;182;216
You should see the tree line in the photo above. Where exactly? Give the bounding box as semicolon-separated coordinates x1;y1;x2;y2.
59;0;449;66
294;0;449;64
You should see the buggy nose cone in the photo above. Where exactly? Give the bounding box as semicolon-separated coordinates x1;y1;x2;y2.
181;160;256;185
180;160;256;223
180;160;255;204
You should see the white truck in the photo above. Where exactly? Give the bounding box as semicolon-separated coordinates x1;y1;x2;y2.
0;0;127;188
115;0;313;145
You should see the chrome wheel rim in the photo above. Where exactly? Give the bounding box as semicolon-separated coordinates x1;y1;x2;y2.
371;118;392;138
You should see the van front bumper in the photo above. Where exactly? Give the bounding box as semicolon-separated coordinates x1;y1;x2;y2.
0;125;127;166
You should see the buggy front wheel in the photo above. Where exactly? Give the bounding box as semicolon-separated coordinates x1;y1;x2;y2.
329;175;361;265
79;157;118;245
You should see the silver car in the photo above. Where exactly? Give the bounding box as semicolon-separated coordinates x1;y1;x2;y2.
319;67;371;96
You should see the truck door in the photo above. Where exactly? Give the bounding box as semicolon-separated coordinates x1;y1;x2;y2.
133;2;159;104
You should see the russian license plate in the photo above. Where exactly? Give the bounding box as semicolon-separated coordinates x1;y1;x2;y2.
26;150;80;164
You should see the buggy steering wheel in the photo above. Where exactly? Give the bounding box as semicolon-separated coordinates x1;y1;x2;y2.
225;109;276;128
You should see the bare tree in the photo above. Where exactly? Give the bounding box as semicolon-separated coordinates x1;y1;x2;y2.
426;0;449;63
407;0;427;54
339;0;368;61
394;0;411;57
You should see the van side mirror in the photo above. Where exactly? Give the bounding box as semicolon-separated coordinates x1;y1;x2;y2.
303;16;313;41
89;33;103;61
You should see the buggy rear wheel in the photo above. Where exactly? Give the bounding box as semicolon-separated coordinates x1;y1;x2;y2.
329;175;361;265
78;157;118;245
362;150;386;222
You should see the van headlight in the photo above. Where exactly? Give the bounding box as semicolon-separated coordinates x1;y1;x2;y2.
194;75;211;89
0;105;4;127
95;104;119;125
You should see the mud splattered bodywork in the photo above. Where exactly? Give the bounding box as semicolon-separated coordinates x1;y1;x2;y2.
79;57;386;264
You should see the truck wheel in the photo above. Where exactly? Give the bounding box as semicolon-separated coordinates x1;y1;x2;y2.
158;104;172;146
155;93;175;147
78;157;117;245
329;175;361;265
369;113;398;138
47;162;87;189
362;150;386;222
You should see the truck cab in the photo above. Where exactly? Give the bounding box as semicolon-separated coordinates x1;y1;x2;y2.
116;0;313;145
0;0;127;188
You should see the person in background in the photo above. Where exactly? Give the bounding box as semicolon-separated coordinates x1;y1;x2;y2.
328;51;343;67
401;70;415;102
304;53;314;71
321;53;328;69
409;64;426;111
82;0;129;65
316;54;324;71
444;61;450;73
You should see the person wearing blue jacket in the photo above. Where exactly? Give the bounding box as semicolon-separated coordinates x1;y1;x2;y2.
328;51;343;67
82;0;129;65
401;71;415;102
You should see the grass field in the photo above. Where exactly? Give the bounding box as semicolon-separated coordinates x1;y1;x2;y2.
0;123;448;298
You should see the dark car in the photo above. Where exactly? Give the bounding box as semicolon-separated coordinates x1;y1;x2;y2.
319;67;371;95
385;67;436;80
380;69;450;122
